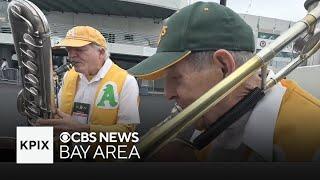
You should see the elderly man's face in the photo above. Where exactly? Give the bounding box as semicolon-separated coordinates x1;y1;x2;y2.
66;44;103;75
165;56;223;110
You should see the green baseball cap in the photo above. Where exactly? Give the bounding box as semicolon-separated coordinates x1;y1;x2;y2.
128;1;255;80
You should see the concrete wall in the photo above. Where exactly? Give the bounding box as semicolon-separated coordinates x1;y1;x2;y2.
1;1;319;72
0;1;9;23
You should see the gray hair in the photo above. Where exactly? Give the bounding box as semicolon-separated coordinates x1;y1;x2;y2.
91;43;110;60
186;50;254;71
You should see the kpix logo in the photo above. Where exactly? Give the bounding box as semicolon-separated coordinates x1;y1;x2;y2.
16;127;53;164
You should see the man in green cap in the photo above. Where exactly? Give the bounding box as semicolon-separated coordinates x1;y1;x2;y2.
129;2;320;161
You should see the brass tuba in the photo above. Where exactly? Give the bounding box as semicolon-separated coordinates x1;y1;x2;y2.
7;0;56;124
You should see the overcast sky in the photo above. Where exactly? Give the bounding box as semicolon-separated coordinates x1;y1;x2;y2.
191;0;307;22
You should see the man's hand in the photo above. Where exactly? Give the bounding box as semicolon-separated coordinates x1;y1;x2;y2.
35;109;89;134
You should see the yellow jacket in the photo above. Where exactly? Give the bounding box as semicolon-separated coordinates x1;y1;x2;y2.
59;63;135;133
197;80;320;161
273;80;320;161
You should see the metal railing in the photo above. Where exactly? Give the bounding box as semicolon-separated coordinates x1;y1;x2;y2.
2;22;160;47
0;23;159;48
0;68;21;85
50;23;159;48
138;79;165;96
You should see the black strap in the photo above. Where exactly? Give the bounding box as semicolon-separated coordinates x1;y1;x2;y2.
192;87;265;150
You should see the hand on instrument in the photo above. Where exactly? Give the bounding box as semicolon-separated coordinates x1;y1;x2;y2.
35;109;89;135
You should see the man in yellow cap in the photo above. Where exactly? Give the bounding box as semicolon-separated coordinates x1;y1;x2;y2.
37;26;140;137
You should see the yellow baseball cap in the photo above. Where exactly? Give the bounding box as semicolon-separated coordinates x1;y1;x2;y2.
54;26;107;48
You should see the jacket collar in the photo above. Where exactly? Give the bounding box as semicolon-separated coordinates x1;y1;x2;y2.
242;80;286;161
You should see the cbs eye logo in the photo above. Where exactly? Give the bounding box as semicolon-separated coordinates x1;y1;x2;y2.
59;132;97;143
60;132;71;143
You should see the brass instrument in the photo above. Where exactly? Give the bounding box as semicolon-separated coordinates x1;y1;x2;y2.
55;62;73;76
137;0;320;160
8;0;56;124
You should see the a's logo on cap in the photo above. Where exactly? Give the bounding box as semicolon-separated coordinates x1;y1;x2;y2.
157;25;168;45
66;28;76;39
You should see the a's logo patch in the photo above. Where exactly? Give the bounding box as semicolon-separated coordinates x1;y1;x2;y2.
157;25;168;45
66;28;76;38
96;82;119;109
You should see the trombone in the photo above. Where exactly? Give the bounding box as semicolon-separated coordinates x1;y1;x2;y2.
136;0;320;160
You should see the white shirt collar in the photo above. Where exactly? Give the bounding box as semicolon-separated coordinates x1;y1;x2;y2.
242;70;286;161
189;69;286;161
79;58;112;83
